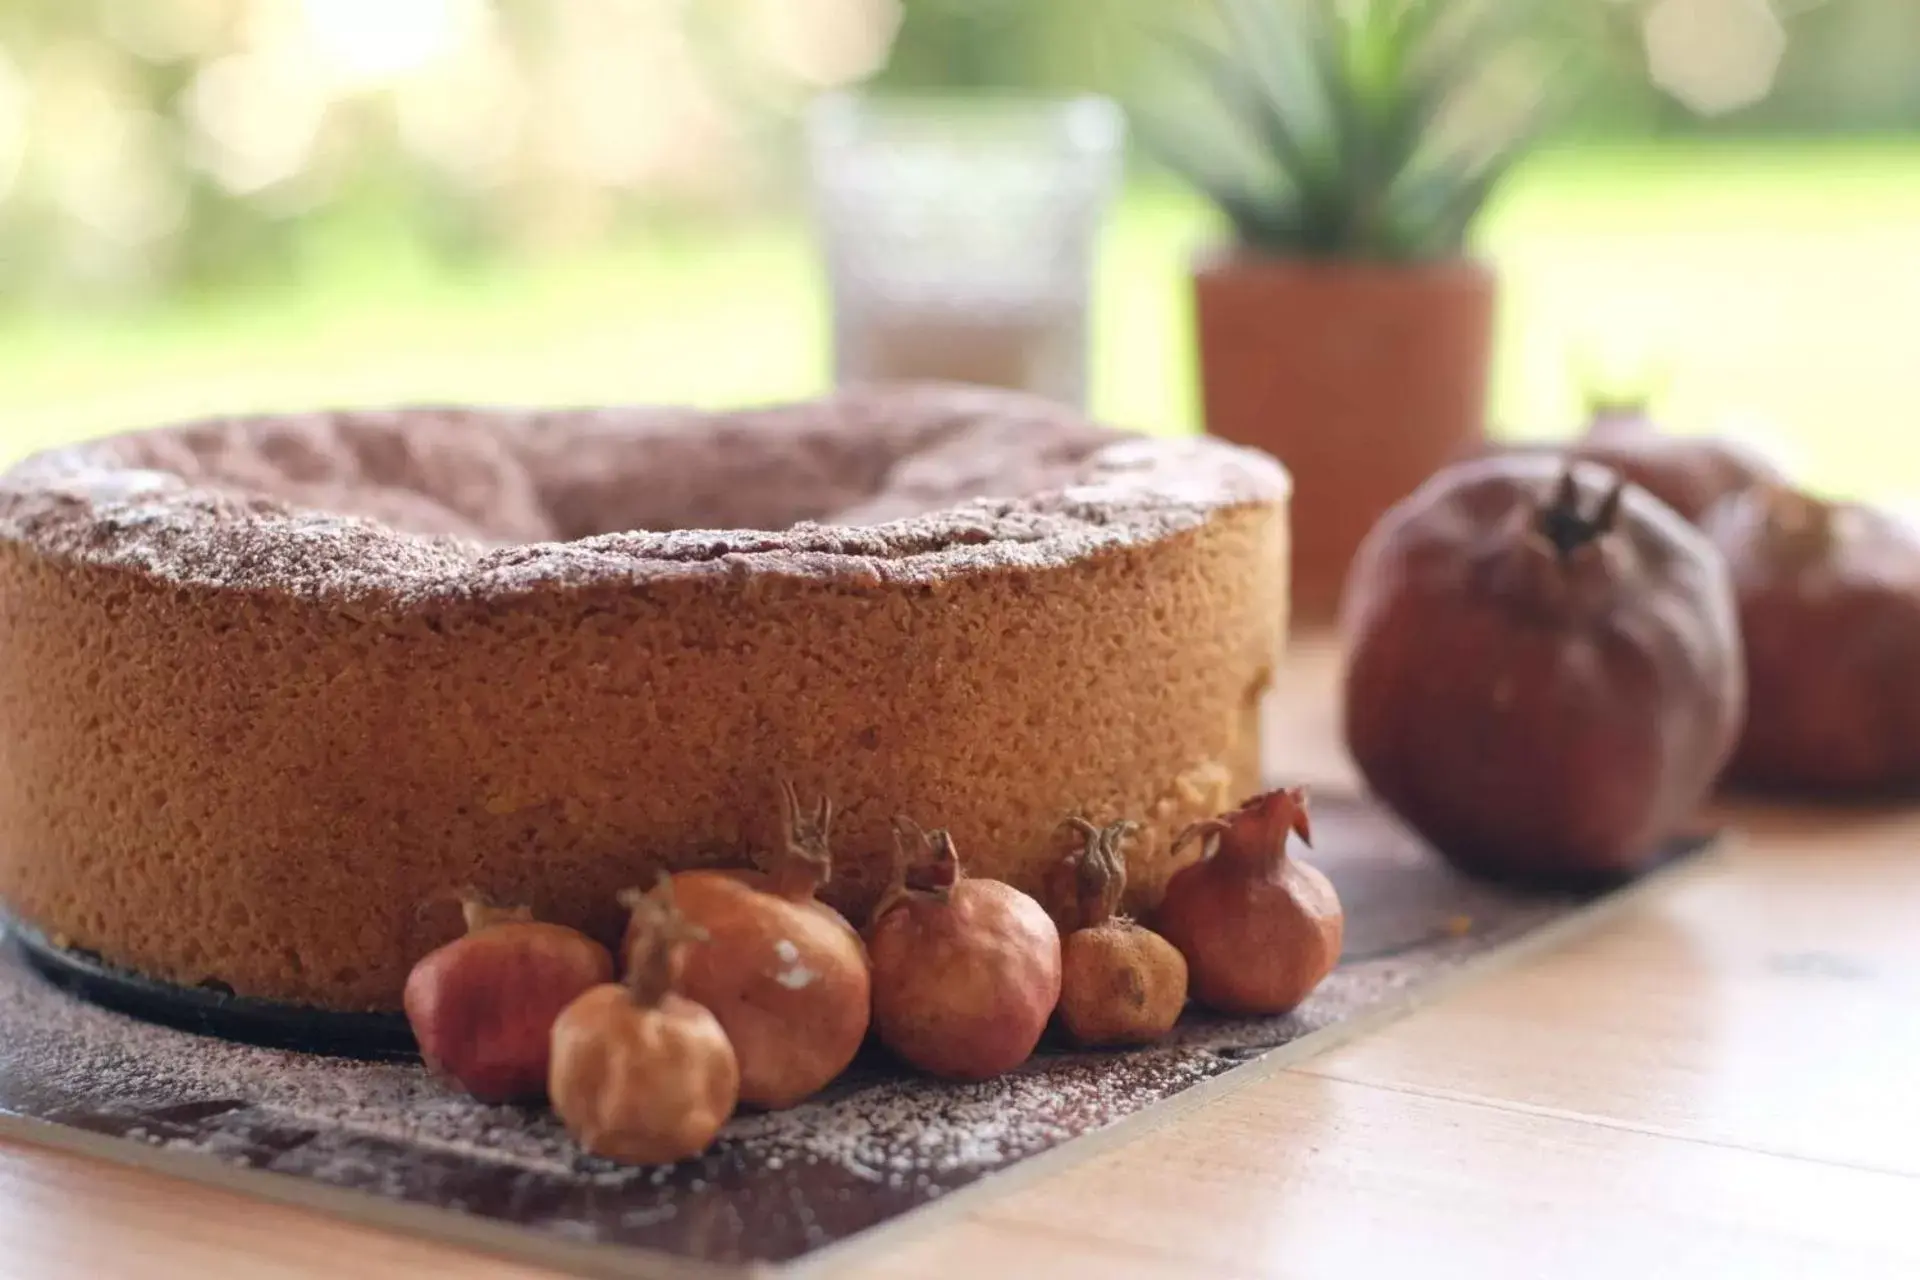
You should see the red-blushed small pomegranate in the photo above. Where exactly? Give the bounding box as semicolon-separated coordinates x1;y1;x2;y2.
1052;818;1188;1047
1153;789;1342;1017
402;893;613;1103
863;817;1062;1081
1342;455;1745;881
627;784;871;1110
1705;485;1920;795
549;875;738;1165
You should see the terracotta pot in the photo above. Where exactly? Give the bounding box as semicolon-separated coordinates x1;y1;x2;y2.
1194;252;1497;623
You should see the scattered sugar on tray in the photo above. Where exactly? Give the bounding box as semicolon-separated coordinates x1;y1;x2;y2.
0;883;1555;1208
3;947;1264;1186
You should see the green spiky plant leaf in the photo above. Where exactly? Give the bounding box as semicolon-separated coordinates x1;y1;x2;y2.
1139;0;1601;261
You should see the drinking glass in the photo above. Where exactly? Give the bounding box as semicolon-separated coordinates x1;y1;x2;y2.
805;91;1125;409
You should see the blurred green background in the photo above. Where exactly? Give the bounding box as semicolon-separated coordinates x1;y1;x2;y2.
2;0;1918;503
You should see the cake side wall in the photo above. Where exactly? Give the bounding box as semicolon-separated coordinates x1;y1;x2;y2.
0;504;1287;1010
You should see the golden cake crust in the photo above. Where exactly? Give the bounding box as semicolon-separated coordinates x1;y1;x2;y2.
0;384;1290;1010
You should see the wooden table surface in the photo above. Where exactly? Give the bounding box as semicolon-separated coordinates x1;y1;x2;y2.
4;636;1918;1278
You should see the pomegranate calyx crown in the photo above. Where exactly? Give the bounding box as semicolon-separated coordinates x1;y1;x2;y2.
1176;787;1313;866
870;815;962;928
1536;466;1628;560
767;778;834;900
418;886;533;934
1057;816;1134;930
616;872;707;1007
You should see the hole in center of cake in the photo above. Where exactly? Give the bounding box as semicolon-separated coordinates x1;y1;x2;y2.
95;397;1123;547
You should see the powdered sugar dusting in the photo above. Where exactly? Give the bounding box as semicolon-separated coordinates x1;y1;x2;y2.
0;385;1290;610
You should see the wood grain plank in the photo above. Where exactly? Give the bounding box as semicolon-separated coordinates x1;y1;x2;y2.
0;1137;560;1279
1295;812;1920;1177
839;1069;1920;1280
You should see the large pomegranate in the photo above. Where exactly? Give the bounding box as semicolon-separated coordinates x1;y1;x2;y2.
1341;454;1745;881
1704;485;1920;795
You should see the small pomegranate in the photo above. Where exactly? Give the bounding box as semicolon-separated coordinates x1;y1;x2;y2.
864;817;1062;1081
630;783;871;1110
1343;456;1745;881
550;875;738;1165
1052;818;1188;1047
1154;788;1342;1017
402;892;613;1103
1705;485;1920;795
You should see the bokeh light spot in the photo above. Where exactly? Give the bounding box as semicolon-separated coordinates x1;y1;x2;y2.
1644;0;1788;116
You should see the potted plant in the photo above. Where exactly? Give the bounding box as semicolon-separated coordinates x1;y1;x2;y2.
1142;0;1583;622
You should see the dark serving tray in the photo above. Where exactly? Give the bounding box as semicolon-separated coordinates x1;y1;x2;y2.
0;796;1719;1277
